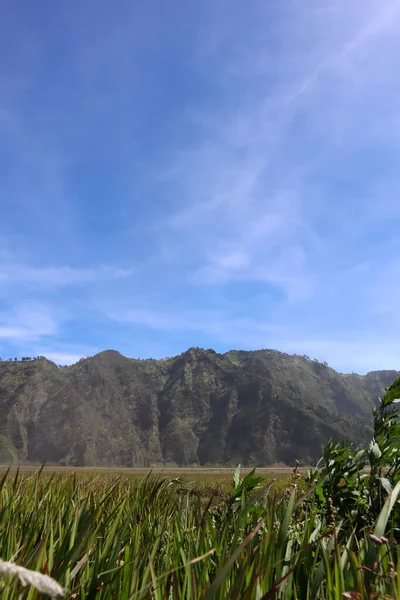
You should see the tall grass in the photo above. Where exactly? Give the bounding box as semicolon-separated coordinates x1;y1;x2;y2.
0;466;399;599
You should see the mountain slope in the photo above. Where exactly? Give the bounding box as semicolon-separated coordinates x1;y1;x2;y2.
0;348;397;466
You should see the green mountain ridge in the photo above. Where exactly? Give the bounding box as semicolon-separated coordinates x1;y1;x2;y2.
0;347;397;467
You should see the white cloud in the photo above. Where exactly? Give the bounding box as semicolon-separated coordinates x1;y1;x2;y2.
106;307;227;333
213;250;250;271
37;352;84;366
274;339;400;375
0;263;133;287
0;304;58;343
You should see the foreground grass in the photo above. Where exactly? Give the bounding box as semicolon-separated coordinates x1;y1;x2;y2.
0;467;399;599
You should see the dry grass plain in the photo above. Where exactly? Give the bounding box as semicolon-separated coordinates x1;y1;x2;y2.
0;464;300;501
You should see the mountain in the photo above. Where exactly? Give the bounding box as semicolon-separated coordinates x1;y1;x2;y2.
0;348;397;467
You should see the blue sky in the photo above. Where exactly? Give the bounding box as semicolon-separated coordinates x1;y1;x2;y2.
0;0;399;373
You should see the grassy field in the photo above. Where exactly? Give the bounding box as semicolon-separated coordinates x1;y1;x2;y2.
0;464;295;504
0;462;399;599
0;465;297;475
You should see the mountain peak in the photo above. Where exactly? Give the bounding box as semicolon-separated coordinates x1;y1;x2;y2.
94;349;127;361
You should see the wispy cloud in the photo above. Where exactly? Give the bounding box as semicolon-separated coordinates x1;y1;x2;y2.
149;0;400;333
0;263;133;287
0;304;58;344
0;304;99;364
33;350;90;366
106;307;228;334
106;304;400;373
106;306;280;349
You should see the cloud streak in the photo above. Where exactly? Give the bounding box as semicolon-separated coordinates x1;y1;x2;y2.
0;304;58;343
0;263;134;287
106;304;400;373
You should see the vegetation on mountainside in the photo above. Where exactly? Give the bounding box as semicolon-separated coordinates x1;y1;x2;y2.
0;377;400;598
0;347;396;468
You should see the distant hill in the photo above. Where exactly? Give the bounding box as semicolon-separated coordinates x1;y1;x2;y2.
0;348;397;467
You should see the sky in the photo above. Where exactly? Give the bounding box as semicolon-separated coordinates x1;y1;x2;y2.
1;0;400;373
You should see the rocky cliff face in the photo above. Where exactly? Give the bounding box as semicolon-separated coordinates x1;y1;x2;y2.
0;348;396;467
